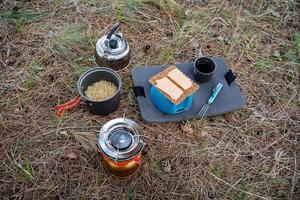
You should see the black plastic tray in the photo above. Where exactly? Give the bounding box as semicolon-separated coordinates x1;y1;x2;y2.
131;57;246;122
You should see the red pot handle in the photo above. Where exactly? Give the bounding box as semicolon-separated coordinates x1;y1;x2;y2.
55;95;80;117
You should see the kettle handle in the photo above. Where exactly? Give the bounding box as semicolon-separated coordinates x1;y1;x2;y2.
107;23;120;39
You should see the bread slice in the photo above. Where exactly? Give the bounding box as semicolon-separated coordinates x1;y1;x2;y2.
156;77;183;100
149;65;199;105
167;68;192;90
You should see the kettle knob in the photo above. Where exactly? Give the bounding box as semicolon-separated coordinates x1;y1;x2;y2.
108;39;118;49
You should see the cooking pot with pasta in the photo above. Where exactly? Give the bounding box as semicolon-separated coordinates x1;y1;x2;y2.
77;67;122;115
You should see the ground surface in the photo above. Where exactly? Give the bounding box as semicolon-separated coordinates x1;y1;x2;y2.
0;0;299;199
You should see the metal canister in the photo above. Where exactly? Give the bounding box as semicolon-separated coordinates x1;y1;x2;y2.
94;23;130;70
98;118;145;178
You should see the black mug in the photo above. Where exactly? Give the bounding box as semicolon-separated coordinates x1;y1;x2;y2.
77;67;121;115
193;57;216;83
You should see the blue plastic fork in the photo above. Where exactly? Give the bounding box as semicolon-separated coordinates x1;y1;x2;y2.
198;83;223;118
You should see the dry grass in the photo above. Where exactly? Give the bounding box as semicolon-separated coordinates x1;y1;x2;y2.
1;0;299;199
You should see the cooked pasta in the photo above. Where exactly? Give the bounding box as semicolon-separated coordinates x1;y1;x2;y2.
85;80;117;101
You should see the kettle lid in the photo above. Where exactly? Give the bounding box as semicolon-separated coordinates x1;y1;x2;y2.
96;23;129;61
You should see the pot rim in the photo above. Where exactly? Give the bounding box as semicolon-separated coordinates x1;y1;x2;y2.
77;67;122;103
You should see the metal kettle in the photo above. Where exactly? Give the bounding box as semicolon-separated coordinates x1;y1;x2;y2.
94;23;130;70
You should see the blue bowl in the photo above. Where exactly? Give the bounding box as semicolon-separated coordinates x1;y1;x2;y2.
150;86;193;115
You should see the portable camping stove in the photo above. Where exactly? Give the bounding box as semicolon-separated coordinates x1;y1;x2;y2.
98;118;145;178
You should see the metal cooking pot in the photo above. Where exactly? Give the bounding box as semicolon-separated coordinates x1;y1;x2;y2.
77;67;122;115
55;67;121;116
94;23;130;70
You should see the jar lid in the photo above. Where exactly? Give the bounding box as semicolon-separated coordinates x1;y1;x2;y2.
96;34;130;61
98;118;144;161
